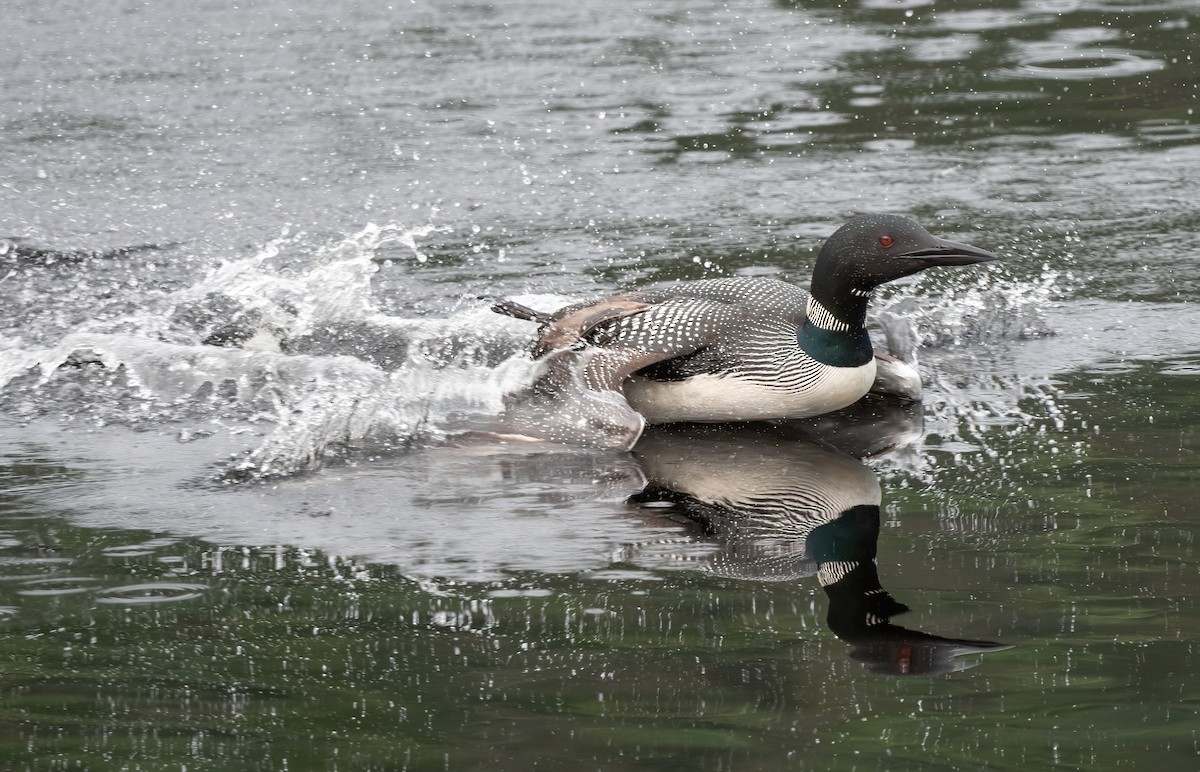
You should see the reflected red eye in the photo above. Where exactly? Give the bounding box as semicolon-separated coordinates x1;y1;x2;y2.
879;235;894;247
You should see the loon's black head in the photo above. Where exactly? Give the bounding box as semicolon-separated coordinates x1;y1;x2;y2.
811;214;998;303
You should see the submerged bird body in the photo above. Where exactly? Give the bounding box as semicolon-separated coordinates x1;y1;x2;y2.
493;214;997;444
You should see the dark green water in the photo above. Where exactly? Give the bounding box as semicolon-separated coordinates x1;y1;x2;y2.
2;0;1199;769
2;356;1198;768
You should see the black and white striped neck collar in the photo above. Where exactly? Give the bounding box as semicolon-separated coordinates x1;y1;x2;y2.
805;296;854;332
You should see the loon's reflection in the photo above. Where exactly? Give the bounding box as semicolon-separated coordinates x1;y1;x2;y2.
627;400;1009;675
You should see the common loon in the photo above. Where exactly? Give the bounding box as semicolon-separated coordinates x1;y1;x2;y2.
493;213;997;433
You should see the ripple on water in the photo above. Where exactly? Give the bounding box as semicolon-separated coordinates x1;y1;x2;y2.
1160;357;1200;376
486;588;555;598
934;9;1049;33
1007;50;1164;81
0;556;74;569
102;538;180;558
863;138;916;153
93;582;209;605
1137;120;1200;145
907;33;983;64
0;558;76;583
1048;133;1134;151
861;0;932;9
17;576;103;596
1085;361;1142;375
584;569;668;581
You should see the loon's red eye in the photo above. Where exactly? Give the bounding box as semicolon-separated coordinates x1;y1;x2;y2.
879;235;894;247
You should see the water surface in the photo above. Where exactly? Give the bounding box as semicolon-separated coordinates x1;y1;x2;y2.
2;0;1199;768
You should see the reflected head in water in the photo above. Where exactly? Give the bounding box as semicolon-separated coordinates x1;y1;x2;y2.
626;406;1009;676
812;509;1011;676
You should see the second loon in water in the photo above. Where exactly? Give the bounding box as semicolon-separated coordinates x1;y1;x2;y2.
493;214;997;431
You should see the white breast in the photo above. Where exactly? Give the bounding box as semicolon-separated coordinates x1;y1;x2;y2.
624;359;877;424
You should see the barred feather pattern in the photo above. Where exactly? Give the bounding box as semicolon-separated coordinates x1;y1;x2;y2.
629;429;882;580
669;494;830;581
817;560;860;588
585;296;737;355
705;469;880;539
729;316;831;391
527;277;877;423
804;296;851;333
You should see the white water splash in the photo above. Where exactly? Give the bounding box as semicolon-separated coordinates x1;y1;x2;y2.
164;222;452;345
1;227;1145;484
874;264;1060;364
0;222;560;479
862;263;1064;480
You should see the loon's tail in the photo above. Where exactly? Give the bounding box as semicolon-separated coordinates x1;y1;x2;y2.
490;299;552;324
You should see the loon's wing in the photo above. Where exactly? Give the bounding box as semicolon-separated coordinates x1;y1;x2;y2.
500;278;805;352
491;293;655;356
491;277;808;389
566;295;747;390
489;297;735;451
531;296;656;357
